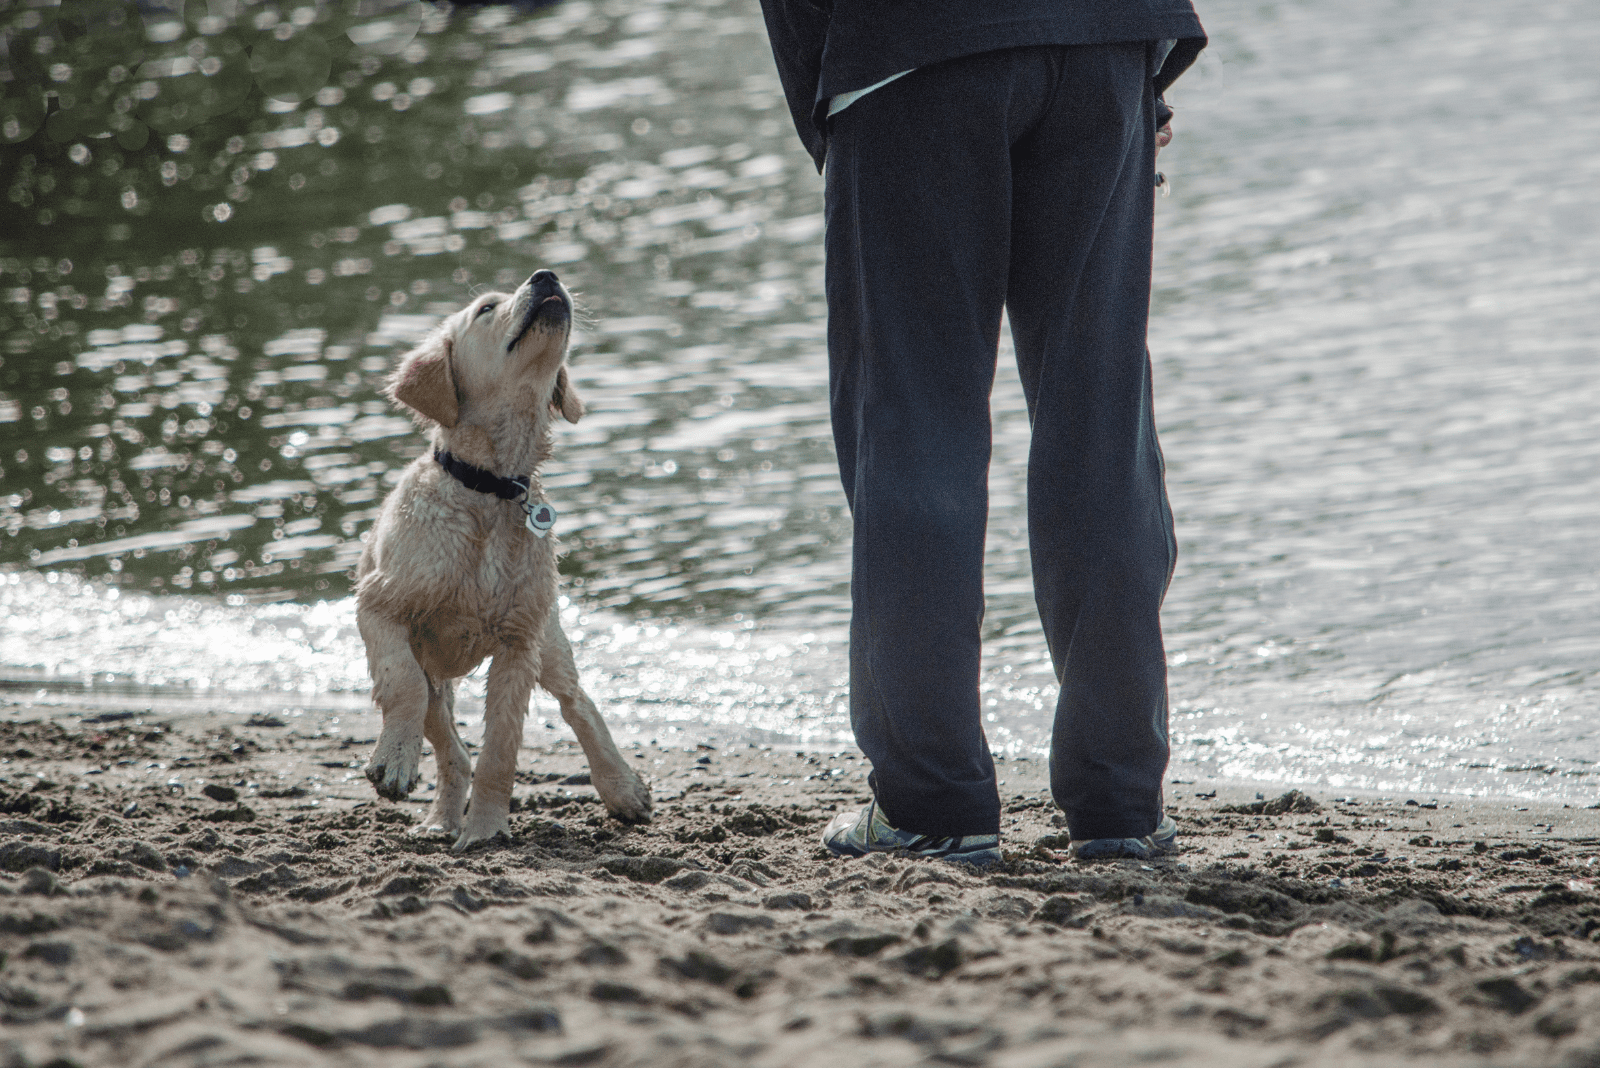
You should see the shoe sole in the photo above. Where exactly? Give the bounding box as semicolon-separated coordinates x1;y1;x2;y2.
823;838;1002;868
941;847;1002;870
822;808;1001;868
1072;838;1152;861
1070;814;1180;861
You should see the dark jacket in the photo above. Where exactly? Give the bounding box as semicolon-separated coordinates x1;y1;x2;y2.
758;0;1207;170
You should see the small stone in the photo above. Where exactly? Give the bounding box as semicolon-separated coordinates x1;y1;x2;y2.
202;784;239;803
763;891;811;911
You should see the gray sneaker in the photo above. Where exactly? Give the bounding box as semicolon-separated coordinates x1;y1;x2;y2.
1070;814;1179;861
822;800;1001;869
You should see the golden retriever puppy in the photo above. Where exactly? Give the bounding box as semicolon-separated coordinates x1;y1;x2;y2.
356;269;651;850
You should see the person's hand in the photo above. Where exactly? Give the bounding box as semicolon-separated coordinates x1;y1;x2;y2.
1156;122;1173;158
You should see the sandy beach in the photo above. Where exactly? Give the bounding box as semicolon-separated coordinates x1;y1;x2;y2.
4;1;1599;1065
1;699;1598;1068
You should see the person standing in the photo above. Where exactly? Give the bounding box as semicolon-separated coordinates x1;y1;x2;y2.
757;1;1207;864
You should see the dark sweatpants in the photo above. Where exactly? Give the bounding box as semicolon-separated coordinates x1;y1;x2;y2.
824;42;1177;842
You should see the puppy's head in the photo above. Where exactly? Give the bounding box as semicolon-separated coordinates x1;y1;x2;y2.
387;269;583;432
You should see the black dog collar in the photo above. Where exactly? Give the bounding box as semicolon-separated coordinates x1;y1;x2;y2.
434;449;558;537
434;449;529;500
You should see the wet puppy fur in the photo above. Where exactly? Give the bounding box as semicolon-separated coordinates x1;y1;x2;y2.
355;270;651;850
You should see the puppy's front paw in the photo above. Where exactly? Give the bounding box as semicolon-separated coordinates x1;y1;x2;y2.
365;733;423;800
452;825;511;852
452;802;511;852
595;767;653;824
365;761;421;801
407;810;462;838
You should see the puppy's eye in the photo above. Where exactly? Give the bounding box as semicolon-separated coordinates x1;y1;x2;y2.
475;302;497;318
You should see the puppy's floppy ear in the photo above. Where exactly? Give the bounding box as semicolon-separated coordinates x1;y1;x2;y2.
550;364;584;424
388;332;459;428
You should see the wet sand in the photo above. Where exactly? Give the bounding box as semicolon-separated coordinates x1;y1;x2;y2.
2;703;1598;1068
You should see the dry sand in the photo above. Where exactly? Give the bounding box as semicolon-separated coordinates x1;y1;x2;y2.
2;699;1598;1068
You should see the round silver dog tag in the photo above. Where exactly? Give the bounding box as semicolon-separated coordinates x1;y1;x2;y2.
524;501;556;537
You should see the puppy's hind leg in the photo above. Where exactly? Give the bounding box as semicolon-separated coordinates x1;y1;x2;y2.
360;613;428;801
539;613;652;823
455;646;535;851
412;678;471;836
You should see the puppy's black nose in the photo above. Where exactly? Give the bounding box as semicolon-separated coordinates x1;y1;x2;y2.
530;270;559;286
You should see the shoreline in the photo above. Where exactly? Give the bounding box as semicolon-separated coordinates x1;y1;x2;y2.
4;684;1592;813
1;701;1598;1068
7;571;1594;812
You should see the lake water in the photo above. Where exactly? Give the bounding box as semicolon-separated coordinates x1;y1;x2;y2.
2;0;1597;803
